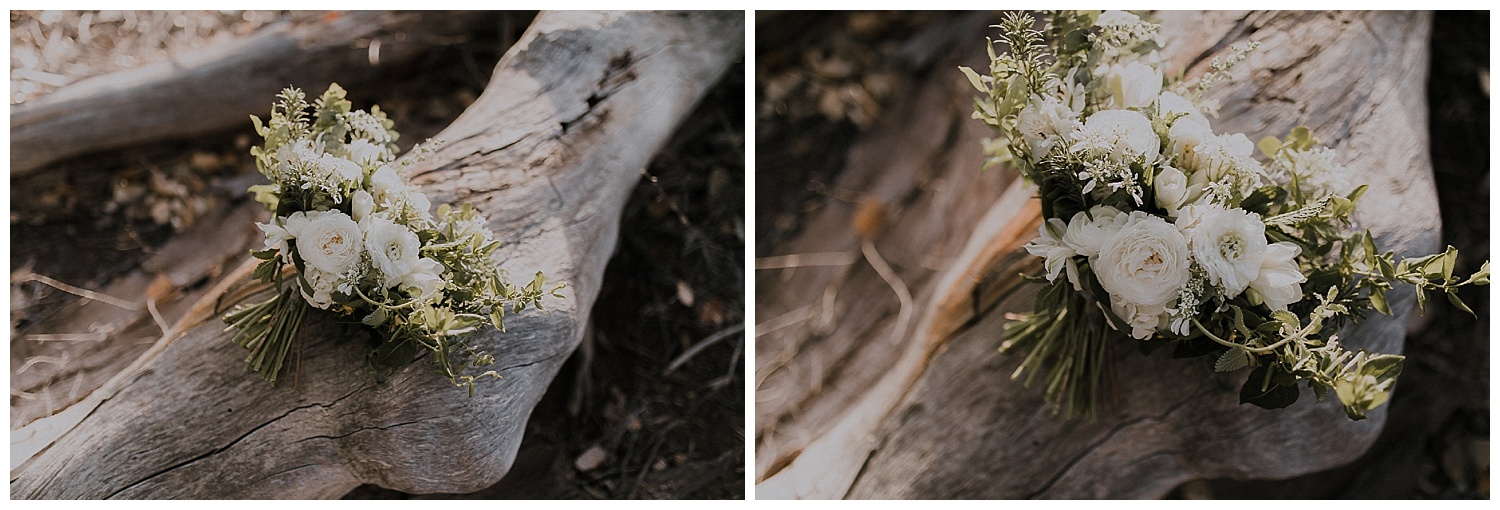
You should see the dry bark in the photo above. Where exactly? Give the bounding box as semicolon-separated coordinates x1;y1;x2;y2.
11;10;742;499
755;11;1437;499
9;11;504;177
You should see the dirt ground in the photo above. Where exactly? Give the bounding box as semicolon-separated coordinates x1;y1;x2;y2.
755;11;1487;499
10;10;743;499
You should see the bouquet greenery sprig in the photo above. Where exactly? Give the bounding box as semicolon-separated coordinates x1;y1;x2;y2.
963;11;1487;420
223;84;562;393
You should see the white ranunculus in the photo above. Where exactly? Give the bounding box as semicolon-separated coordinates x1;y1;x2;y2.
345;139;391;166
1179;204;1267;297
1249;242;1306;311
1016;95;1082;158
1070;109;1159;163
1153;165;1198;216
370;164;406;199
1106;61;1162;109
1093;211;1191;308
1063;206;1126;257
292;210;363;275
1024;218;1077;284
1158;91;1209;128
363;215;422;287
1112;297;1167;340
352;189;375;222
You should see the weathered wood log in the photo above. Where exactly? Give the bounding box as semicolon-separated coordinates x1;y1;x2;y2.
754;11;1438;499
11;10;742;499
9;11;509;177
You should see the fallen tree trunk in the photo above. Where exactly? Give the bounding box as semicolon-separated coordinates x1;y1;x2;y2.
9;11;511;177
11;10;742;499
755;11;1438;499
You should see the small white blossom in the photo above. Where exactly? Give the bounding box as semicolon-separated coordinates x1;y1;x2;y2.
1024;218;1077;285
1249;242;1306;311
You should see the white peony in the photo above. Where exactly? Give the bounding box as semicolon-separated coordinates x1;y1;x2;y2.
1024;218;1076;284
351;189;375;222
1177;204;1267;297
286;209;363;276
1093;211;1191;308
1016;95;1082;158
1249;242;1306;311
363;215;422;287
345;139;391;166
1070;109;1159;163
1112;297;1167;340
1062;206;1126;257
1185;132;1257;181
1105;61;1162;109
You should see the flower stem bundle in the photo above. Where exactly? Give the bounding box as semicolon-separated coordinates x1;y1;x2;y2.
222;84;563;392
964;11;1488;420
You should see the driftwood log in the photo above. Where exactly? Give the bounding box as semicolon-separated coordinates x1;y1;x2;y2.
754;11;1438;499
10;11;511;177
11;10;742;499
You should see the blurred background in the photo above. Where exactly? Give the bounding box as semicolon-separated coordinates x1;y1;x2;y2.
10;10;743;499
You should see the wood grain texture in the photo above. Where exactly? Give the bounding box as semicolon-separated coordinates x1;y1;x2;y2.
9;11;498;177
754;11;1436;499
11;10;742;499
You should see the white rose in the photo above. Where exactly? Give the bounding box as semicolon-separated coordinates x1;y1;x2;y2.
1106;61;1162;109
351;189;375;222
1016;95;1082;158
1153;165;1201;216
1249;242;1306;311
1070;109;1159;163
292;210;363;275
345;139;391;166
1062;206;1125;257
1179;204;1267;297
363;215;422;287
1112;297;1167;340
1093;211;1191;308
1024;218;1077;284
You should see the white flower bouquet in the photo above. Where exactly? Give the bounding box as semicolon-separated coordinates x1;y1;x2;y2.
963;11;1487;420
222;84;560;393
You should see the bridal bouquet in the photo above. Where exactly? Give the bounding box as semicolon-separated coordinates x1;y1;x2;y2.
223;84;558;393
962;11;1487;420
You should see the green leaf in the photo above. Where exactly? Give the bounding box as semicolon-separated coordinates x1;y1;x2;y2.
1446;290;1476;318
1214;348;1251;372
250;114;267;136
1369;287;1392;315
1239;365;1300;409
1311;380;1329;402
959;66;989;93
1257;136;1282;159
251;248;279;260
1270;310;1300;331
361;308;389;327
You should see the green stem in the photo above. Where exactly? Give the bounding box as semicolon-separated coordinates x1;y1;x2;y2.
1191;317;1293;354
